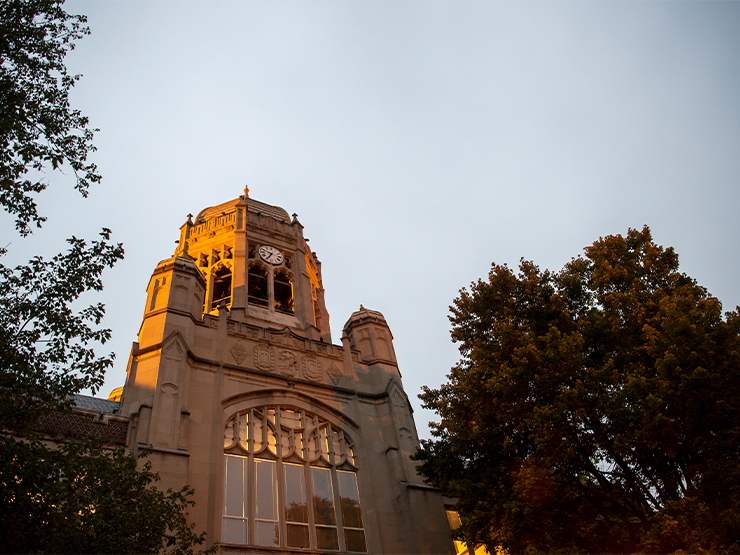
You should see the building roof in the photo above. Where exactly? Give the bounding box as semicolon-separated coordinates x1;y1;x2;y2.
342;305;390;336
73;394;121;414
195;196;291;224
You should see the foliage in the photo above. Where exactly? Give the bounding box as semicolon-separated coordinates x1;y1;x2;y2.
0;231;124;435
0;437;214;555
0;0;99;235
417;226;740;554
0;0;119;433
0;2;213;553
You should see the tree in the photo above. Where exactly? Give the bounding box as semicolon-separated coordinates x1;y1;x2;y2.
417;226;740;554
0;439;211;554
0;230;124;435
0;0;99;236
0;2;213;552
0;0;118;430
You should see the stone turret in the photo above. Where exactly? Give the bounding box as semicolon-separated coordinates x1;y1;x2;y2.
342;306;398;366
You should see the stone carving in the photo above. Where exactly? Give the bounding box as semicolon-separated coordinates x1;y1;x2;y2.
316;343;327;355
327;362;341;385
162;343;183;384
302;355;322;381
278;350;298;377
227;322;235;334
391;389;413;429
253;343;275;371
160;383;178;397
351;352;360;362
230;340;248;365
209;317;218;329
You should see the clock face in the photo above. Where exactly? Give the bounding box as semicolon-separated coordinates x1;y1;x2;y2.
258;245;284;265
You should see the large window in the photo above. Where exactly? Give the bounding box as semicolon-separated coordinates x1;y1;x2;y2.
223;406;366;552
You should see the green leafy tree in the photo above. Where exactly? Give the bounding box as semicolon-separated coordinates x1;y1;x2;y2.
0;0;122;437
0;439;211;554
0;2;213;552
417;226;740;554
0;230;124;435
0;0;99;235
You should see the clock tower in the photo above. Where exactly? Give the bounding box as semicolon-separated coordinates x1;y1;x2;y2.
171;186;331;343
119;188;454;554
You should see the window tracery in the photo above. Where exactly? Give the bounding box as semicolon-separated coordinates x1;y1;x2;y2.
223;406;366;552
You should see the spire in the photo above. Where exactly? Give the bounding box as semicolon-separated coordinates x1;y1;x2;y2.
244;184;250;198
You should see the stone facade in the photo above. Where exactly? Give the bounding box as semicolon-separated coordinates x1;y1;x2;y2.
118;190;454;554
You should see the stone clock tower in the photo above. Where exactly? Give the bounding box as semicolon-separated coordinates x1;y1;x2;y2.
119;189;454;554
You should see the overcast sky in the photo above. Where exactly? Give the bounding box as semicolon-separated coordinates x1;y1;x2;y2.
4;0;739;438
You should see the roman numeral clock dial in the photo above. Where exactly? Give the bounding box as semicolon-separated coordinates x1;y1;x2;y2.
258;245;284;265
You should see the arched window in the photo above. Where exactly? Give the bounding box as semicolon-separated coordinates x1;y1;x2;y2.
212;266;232;309
247;264;268;308
223;406;366;552
274;270;294;314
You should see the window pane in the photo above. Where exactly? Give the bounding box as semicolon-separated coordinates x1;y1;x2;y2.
295;430;305;459
254;416;263;450
255;520;279;546
224;419;235;448
284;463;308;523
224;455;245;517
316;526;339;551
280;427;291;456
281;408;301;429
222;517;246;544
345;529;367;552
255;460;277;520
237;413;248;448
446;509;462;531
337;471;364;528
311;467;336;525
319;426;329;459
308;430;318;460
287;524;310;549
267;425;277;454
331;430;342;464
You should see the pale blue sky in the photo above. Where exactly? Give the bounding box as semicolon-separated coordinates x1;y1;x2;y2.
4;0;739;438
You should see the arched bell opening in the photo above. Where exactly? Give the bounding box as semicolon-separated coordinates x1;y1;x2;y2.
274;270;294;314
212;265;233;309
248;263;269;308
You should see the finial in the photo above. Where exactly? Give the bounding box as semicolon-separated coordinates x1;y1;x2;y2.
360;304;365;311
292;213;298;222
187;213;193;224
244;184;250;198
